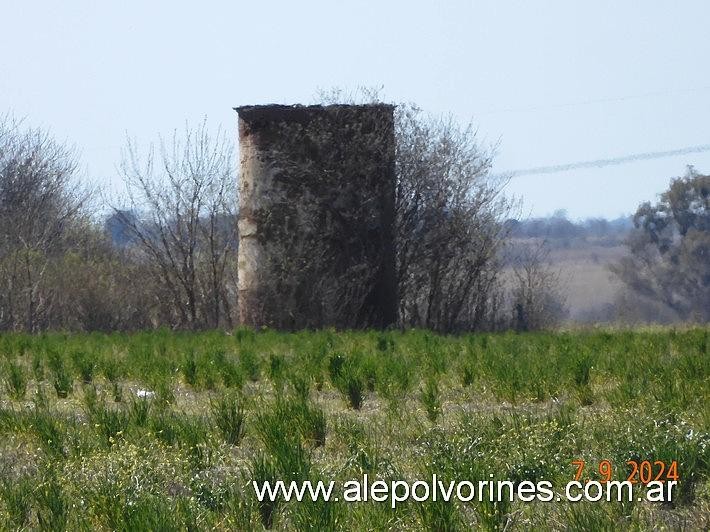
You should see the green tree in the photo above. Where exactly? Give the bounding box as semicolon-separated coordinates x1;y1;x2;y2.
612;167;709;322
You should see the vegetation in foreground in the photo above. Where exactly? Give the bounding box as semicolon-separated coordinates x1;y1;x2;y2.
0;328;708;530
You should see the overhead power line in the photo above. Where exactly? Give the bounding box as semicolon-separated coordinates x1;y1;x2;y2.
477;85;710;116
500;144;710;178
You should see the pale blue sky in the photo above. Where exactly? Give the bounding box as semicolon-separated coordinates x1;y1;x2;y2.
2;1;709;219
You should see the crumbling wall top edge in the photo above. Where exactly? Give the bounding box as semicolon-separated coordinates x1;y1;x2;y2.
234;103;395;122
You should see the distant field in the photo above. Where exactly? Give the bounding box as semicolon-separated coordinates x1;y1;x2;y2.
0;328;708;530
548;244;627;321
504;239;628;323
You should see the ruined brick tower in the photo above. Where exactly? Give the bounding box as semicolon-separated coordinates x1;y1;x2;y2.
235;104;397;330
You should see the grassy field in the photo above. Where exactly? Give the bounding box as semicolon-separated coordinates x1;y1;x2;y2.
0;328;708;530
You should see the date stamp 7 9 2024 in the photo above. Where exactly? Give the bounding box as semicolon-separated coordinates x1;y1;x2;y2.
572;459;679;484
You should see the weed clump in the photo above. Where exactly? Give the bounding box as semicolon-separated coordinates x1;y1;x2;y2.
182;352;198;387
250;455;280;529
5;362;27;400
421;377;442;423
240;348;260;382
71;350;96;384
48;352;73;398
211;394;246;445
342;374;365;410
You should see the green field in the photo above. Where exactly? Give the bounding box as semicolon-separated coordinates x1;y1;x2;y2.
0;328;708;530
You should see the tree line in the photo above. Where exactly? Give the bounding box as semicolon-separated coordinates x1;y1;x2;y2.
1;105;706;333
507;212;633;245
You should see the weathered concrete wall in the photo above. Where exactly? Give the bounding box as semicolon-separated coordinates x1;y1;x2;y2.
235;104;396;329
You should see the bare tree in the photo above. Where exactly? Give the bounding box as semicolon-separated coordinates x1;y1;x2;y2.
115;120;238;329
509;240;567;331
0;114;90;331
394;104;513;332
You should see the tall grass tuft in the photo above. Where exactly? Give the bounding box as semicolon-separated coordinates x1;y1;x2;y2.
421;377;442;423
290;487;342;531
150;412;210;448
52;367;73;398
240;347;260;382
32;352;45;381
35;473;69;531
5;362;27;400
477;497;511;532
328;353;345;384
153;377;176;407
128;396;151;427
182;352;198;387
112;382;123;403
573;354;593;387
102;355;122;384
300;402;327;447
342;374;365;410
250;455;280;529
461;362;475;387
220;359;245;389
122;494;181;531
48;352;73;398
83;384;99;415
564;503;618;532
211;394;246;445
71;350;96;384
91;403;129;446
417;498;462;532
269;353;285;382
1;477;33;529
290;374;311;402
255;402;311;480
